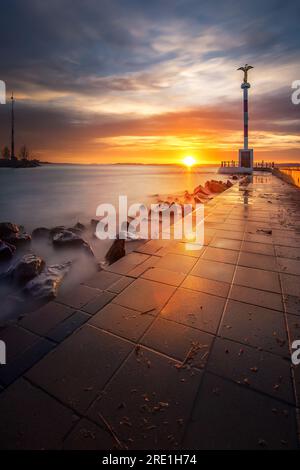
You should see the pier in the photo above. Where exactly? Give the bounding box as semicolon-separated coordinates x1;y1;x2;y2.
0;173;300;449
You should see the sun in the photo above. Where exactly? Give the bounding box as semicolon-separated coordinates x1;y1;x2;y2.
183;156;196;167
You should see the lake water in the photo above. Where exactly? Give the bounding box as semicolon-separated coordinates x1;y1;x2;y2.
0;164;224;230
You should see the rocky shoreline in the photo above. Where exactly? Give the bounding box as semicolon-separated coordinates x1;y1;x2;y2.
0;178;235;325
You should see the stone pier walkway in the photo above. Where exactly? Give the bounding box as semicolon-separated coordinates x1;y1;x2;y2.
1;174;300;450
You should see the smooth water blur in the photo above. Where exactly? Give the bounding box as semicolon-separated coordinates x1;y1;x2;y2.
0;164;224;230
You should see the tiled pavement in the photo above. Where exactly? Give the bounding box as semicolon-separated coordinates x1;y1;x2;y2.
1;174;300;449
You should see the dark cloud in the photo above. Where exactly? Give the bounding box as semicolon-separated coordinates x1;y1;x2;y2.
0;0;299;160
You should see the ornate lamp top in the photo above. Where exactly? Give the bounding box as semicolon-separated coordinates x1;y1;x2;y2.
237;64;254;84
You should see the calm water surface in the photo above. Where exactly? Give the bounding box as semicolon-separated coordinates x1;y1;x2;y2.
0;164;224;230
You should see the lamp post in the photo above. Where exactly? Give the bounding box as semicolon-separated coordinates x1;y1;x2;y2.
11;92;16;160
237;64;254;172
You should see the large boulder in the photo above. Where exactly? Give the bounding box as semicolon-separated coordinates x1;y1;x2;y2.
0;240;16;261
0;222;19;238
105;238;125;265
3;253;45;285
23;261;72;300
4;232;32;247
0;222;31;247
52;229;94;256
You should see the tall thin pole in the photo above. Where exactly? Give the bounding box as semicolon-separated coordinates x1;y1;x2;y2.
243;86;249;150
11;92;15;159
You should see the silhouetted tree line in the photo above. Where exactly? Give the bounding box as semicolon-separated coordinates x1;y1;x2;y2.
1;145;30;160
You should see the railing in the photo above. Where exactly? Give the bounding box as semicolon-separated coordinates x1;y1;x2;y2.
220;161;239;167
220;161;275;169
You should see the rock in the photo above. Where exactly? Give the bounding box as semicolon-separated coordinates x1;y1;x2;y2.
3;253;45;285
193;185;211;197
24;261;72;300
0;222;19;239
32;227;51;239
49;226;66;237
0;239;16;261
90;219;99;229
4;232;32;247
52;229;94;256
205;180;229;193
105;238;125;265
73;222;85;232
0;222;31;247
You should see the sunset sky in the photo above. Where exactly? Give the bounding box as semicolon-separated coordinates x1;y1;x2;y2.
0;0;299;164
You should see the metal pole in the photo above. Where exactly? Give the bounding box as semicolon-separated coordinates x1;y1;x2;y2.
11;92;15;159
243;86;248;150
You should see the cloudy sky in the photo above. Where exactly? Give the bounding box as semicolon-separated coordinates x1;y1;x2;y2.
0;0;299;163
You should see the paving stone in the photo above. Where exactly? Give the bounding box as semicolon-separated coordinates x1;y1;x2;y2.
241;241;275;256
0;378;78;449
84;271;122;290
136;240;171;256
0;337;55;386
181;275;230;298
207;337;294;404
191;258;235;283
57;285;100;309
277;258;300;276
244;233;273;245
127;255;159;277
238;252;278;272
210;237;242;251
0;325;38;362
106;253;150;275
113;278;176;314
167;241;204;258
280;273;300;297
88;348;203;449
161;288;225;334
274;237;300;248
201;247;239;265
89;303;153;342
275;245;300;260
26;325;133;413
154;253;197;274
107;276;134;294
82;291;116;315
229;284;283;311
234;266;281;293
286;314;300;343
183;373;298;450
63;418;116;450
283;295;300;316
47;311;90;343
142;318;213;367
220;300;288;356
213;230;244;241
19;302;75;336
141;267;185;286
